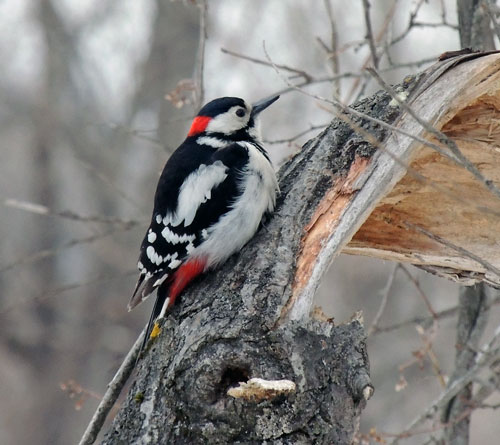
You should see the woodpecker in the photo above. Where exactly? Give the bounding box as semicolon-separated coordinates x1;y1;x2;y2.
129;95;279;347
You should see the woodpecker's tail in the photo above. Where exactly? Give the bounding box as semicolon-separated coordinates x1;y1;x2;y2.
136;283;169;362
135;258;208;363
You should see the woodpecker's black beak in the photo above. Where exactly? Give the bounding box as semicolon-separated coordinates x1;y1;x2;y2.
251;95;280;117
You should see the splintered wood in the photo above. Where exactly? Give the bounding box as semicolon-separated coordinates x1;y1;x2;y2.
345;54;500;287
288;156;369;311
285;53;500;320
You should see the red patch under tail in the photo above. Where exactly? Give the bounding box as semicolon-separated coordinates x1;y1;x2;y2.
168;258;207;307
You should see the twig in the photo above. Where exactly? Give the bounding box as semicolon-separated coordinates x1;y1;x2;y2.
389;0;457;47
373;293;500;335
107;122;164;147
264;41;500;223
4;198;143;228
368;263;399;336
400;321;447;388
322;0;340;97
345;0;398;103
73;154;143;211
222;45;361;98
367;67;500;202
194;0;208;110
380;56;439;72
0;228;129;274
264;124;327;145
0;270;137;316
79;327;146;445
361;0;379;68
270;73;362;99
404;222;500;279
388;322;500;444
398;264;437;318
221;48;313;82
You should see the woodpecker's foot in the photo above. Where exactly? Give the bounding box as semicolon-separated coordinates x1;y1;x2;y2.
150;321;162;339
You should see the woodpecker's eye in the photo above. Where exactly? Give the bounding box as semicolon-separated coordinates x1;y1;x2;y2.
235;108;245;118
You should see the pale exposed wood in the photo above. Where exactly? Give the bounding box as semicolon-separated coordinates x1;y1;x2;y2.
344;53;500;288
289;53;500;319
284;156;369;319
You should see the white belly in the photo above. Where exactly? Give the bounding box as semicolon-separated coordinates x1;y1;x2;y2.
193;142;278;268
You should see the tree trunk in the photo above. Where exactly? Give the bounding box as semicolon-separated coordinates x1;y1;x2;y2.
102;52;500;444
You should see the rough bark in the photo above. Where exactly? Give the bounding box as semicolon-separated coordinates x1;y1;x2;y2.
102;53;500;444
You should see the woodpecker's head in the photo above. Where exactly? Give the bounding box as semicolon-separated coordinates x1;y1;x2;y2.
187;95;279;142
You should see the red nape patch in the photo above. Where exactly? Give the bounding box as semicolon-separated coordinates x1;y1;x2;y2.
168;258;207;306
187;116;211;137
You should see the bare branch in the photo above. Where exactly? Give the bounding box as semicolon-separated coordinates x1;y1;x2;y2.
398;264;437;318
389;0;457;48
367;263;398;336
4;198;144;228
0;270;136;316
194;0;208;110
361;0;379;68
388;322;500;444
107;122;164;147
322;0;341;97
264;41;500;232
73;154;144;211
221;47;314;82
264;124;327;145
380;56;440;72
345;0;398;102
0;228;127;274
79;327;146;445
374;293;500;335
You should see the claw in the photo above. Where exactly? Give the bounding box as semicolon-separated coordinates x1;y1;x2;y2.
150;321;162;339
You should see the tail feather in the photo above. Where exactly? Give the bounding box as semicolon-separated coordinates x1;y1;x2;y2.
137;284;169;361
134;258;207;363
128;272;166;311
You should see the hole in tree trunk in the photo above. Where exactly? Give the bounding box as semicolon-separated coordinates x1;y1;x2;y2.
218;366;249;396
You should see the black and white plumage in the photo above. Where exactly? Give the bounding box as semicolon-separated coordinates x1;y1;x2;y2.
129;95;279;341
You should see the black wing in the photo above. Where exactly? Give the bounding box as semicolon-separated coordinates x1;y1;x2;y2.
128;142;249;310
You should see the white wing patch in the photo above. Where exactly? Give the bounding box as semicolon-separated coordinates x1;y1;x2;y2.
161;226;196;245
147;230;157;243
166;161;228;227
153;274;169;287
169;259;182;269
191;141;277;268
146;245;182;267
146;246;162;265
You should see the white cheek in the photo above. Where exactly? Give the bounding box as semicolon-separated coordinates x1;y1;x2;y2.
205;107;249;134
